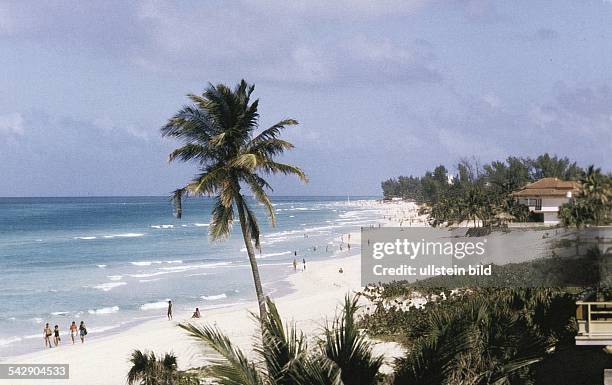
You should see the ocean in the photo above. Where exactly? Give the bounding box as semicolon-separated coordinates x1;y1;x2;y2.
0;196;381;358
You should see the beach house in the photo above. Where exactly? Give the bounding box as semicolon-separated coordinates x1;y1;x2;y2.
511;177;580;224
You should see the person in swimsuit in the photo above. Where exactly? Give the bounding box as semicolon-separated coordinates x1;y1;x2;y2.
79;321;87;343
293;259;297;271
43;323;52;348
53;325;61;347
167;300;173;320
191;307;201;318
302;258;306;271
69;321;78;344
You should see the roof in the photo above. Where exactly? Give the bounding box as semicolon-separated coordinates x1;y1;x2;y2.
523;177;579;189
511;177;580;197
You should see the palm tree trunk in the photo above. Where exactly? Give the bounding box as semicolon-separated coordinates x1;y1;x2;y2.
236;202;267;322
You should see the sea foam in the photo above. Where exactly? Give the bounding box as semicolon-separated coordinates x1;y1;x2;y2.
150;224;174;229
88;306;119;315
201;293;227;301
94;282;127;291
103;233;145;239
140;300;171;311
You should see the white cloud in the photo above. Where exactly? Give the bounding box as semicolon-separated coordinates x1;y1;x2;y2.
92;116;150;140
0;113;24;136
128;2;441;87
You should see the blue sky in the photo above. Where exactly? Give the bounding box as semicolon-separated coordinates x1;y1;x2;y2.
0;0;611;196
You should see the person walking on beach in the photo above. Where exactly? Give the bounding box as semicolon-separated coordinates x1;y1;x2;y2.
43;323;52;348
167;300;173;320
302;258;306;271
69;321;77;344
293;259;297;271
53;325;61;347
79;321;87;343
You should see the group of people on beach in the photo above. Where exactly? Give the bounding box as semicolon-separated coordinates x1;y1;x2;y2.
292;257;306;271
43;321;87;348
289;233;357;267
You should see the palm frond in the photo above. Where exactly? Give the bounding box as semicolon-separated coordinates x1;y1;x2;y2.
186;166;226;196
179;323;264;385
230;153;258;170
161;106;218;142
258;161;308;182
210;197;234;241
323;295;383;385
127;349;150;385
250;119;299;145
168;143;214;164
242;173;276;226
290;356;343;385
248;138;295;158
254;298;306;385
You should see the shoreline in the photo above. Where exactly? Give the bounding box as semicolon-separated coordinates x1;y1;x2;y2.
0;200;419;385
0;252;366;385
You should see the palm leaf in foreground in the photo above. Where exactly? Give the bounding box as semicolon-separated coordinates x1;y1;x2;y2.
179;295;384;385
179;323;263;385
322;295;383;385
254;298;306;385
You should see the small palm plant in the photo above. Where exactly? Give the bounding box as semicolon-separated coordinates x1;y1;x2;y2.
322;296;383;385
162;80;308;321
127;350;198;385
179;295;382;385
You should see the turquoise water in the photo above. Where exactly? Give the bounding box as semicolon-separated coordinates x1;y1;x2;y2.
0;196;380;357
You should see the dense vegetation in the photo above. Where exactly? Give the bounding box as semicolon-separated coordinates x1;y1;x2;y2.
381;154;583;202
558;165;612;227
360;286;611;385
381;154;611;228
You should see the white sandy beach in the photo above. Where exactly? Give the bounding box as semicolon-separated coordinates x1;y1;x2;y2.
0;201;421;385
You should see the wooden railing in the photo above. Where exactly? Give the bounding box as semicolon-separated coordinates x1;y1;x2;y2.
576;301;612;338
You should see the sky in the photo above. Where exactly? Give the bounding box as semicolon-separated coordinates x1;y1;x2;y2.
0;0;611;197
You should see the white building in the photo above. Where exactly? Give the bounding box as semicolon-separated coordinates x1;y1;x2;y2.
511;177;580;224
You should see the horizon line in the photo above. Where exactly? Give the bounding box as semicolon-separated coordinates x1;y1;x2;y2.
0;194;382;199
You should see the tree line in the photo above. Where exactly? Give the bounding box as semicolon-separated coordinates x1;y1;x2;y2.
381;153;610;227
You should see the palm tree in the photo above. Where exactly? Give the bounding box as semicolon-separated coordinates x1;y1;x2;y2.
579;166;611;225
162;80;308;320
559;165;612;227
